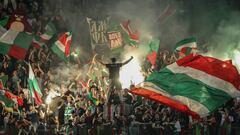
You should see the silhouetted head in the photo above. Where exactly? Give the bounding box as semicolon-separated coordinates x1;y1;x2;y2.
111;57;116;63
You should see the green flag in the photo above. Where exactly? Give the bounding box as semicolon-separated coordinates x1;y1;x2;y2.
145;39;160;66
0;91;15;107
0;75;8;89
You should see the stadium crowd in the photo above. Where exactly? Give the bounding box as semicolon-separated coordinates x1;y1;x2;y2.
0;0;240;135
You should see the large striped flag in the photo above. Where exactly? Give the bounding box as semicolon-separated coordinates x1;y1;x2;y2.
130;54;240;118
0;30;33;59
51;32;72;61
32;22;57;48
175;37;197;58
120;20;139;47
28;63;43;105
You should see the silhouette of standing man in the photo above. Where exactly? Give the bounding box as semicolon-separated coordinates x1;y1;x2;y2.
98;56;133;91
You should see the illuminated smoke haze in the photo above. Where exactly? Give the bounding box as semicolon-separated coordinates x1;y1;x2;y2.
43;0;240;83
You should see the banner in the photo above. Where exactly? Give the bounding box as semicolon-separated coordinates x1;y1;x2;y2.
107;31;123;49
86;17;110;49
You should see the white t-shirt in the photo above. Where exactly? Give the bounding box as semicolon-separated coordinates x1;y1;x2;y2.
175;120;181;132
220;114;225;126
229;115;234;122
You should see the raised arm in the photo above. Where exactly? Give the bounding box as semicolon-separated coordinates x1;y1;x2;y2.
28;48;35;61
37;63;44;74
122;56;133;65
37;48;43;60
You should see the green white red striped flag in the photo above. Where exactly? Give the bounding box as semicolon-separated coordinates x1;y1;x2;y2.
130;54;240;118
40;21;56;41
0;90;15;107
146;39;160;66
0;89;23;107
51;32;72;61
120;20;139;47
1;89;23;106
32;22;56;48
175;37;197;58
0;30;33;59
32;35;45;49
28;63;43;105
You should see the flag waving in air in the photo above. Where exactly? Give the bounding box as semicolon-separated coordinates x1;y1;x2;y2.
1;90;23;106
175;37;197;58
0;30;33;59
0;90;15;108
130;54;240;118
39;21;57;41
146;39;160;66
28;63;43;105
51;32;72;61
120;20;139;47
32;21;57;48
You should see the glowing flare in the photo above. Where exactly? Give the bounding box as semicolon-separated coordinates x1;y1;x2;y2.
72;52;78;57
119;57;144;88
222;64;227;68
45;95;52;105
45;90;60;105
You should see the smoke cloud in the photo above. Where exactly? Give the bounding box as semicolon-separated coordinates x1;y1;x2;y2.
43;0;240;80
205;12;240;69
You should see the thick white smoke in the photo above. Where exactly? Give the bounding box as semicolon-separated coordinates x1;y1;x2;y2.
204;12;240;70
44;0;240;84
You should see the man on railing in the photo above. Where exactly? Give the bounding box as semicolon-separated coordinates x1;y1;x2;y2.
98;56;133;93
